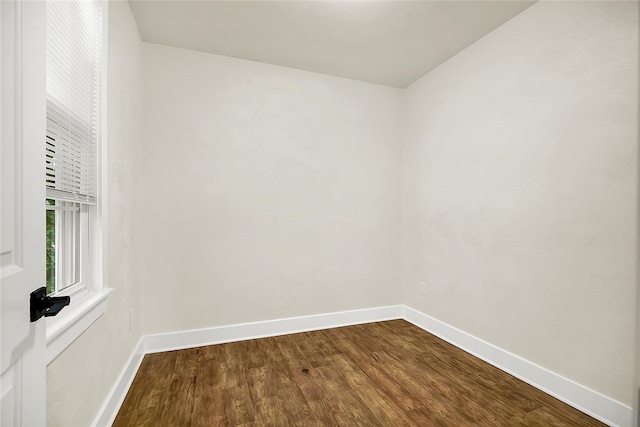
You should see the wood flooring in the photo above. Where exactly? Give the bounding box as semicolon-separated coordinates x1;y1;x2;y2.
113;320;605;426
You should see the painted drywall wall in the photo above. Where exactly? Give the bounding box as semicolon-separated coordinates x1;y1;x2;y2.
140;44;403;334
403;0;638;405
46;2;144;426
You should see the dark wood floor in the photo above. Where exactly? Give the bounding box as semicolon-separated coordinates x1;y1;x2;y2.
114;320;604;426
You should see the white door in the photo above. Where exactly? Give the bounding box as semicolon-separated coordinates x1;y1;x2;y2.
0;0;47;425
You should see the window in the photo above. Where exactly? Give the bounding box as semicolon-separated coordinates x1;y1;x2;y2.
44;0;110;365
45;199;87;295
45;0;103;298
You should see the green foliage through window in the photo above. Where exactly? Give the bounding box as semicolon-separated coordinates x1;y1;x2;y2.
46;199;56;294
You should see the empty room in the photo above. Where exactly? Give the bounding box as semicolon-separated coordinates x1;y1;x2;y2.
0;0;638;426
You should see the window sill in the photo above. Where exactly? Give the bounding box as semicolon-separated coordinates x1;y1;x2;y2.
46;288;113;365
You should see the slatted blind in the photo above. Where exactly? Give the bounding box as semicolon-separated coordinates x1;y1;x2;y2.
46;0;103;204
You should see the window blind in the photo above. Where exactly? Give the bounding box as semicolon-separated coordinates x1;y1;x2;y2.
46;0;103;204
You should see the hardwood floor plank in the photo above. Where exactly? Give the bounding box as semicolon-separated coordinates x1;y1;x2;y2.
256;338;296;390
405;405;456;427
329;353;415;426
222;342;248;389
307;398;340;426
325;327;422;411
190;361;224;426
159;377;196;426
114;320;606;427
314;362;385;426
339;328;466;413
223;384;256;425
293;331;343;368
278;385;320;426
246;366;291;426
274;335;326;403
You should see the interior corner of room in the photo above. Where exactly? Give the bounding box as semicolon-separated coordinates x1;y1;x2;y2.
8;0;639;426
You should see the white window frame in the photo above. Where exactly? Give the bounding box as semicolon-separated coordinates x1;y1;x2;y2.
45;0;111;366
46;199;85;296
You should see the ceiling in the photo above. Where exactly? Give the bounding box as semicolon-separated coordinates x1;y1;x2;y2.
129;1;535;88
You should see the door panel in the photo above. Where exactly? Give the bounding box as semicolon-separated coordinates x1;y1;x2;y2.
0;0;47;425
1;360;21;426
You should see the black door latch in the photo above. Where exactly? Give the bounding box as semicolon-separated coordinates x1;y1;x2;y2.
30;287;70;322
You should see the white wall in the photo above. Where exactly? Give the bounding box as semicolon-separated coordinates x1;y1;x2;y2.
403;0;638;405
45;1;639;424
46;2;144;426
140;44;403;334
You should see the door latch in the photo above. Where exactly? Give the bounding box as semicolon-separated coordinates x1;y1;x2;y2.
30;287;70;322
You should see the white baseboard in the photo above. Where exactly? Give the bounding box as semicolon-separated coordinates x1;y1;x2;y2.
92;305;633;427
401;306;633;427
143;305;403;353
92;337;145;427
